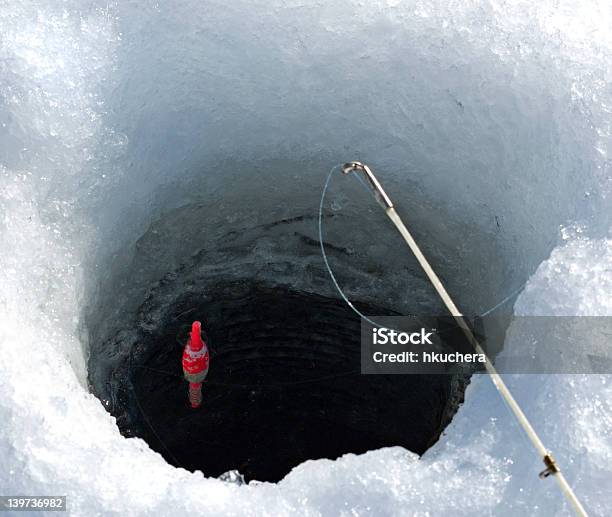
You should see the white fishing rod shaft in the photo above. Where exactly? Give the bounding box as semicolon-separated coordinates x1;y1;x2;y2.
385;207;587;517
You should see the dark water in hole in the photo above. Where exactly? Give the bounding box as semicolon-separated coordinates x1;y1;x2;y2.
124;283;464;482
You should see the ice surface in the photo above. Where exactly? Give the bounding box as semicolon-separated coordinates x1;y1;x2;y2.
0;0;611;515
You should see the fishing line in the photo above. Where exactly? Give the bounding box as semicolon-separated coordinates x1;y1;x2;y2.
318;164;526;325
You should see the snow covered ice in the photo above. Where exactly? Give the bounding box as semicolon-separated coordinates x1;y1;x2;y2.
1;0;611;515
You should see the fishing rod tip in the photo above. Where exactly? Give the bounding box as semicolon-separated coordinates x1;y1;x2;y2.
342;161;365;174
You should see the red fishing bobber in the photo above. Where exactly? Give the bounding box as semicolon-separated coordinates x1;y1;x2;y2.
182;321;210;408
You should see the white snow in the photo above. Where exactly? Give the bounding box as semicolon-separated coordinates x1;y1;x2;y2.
1;0;611;515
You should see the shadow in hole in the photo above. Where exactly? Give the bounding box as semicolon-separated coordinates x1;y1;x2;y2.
127;283;465;482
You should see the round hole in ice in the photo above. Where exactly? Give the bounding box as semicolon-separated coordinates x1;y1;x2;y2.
86;196;470;482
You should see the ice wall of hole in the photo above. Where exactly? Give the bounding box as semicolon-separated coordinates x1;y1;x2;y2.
77;0;605;484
